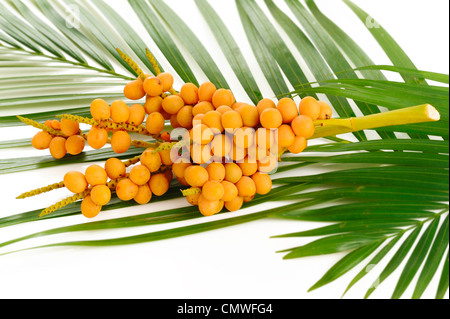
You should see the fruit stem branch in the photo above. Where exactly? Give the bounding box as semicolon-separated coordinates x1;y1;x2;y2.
16;181;65;199
311;104;440;139
39;189;90;218
116;48;146;80
16;116;67;137
57;114;164;141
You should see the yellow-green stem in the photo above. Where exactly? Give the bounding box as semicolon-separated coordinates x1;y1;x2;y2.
57;114;164;142
311;104;440;139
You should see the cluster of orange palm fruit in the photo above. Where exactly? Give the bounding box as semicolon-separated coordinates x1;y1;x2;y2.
29;70;332;218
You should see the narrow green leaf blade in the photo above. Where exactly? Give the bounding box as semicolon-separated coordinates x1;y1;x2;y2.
265;0;368;141
412;215;449;299
284;152;449;168
93;0;163;75
274;220;418;238
62;0;137;76
343;0;425;84
365;224;423;298
236;1;290;97
9;0;86;64
305;0;387;81
0;2;63;58
33;0;114;71
354;65;449;84
436;251;449;299
237;0;311;95
308;240;385;292
274;201;441;222
343;234;403;296
303;139;449;154
391;216;441;299
195;0;262;104
128;0;198;85
149;0;229;88
281;232;392;259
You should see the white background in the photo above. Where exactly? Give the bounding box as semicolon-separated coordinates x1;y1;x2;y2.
0;0;448;299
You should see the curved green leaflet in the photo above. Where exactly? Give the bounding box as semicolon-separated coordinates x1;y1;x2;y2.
391;216;441;299
32;0;114;71
265;0;370;141
8;0;85;64
91;0;163;76
128;0;198;85
354;65;449;84
282;0;383;123
0;2;62;58
343;0;425;85
148;0;229;89
236;1;290;98
195;0;262;104
436;251;449;299
237;0;312;95
308;240;385;292
305;0;386;81
413;215;449;299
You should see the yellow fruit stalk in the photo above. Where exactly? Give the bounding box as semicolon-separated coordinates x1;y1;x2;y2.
312;104;440;139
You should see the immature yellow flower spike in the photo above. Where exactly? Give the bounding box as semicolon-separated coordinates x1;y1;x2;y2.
145;48;178;95
57;114;163;141
152;141;177;154
39;190;89;218
116;48;146;80
123;155;142;168
16;181;65;199
181;187;201;197
16;116;66;137
145;48;161;75
57;114;98;127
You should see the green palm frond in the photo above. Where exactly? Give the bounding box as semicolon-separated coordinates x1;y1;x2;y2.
0;0;448;299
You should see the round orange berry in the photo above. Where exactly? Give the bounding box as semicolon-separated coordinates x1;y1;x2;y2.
198;81;216;102
127;104;146;126
212;88;233;108
60;119;80;136
162;95;184;114
90;99;110;121
157;72;174;92
299;96;320;120
110;100;130;123
291;115;315;138
124;78;146;100
277;97;298;123
179;83;199;105
260;108;282;129
49;136;67;159
146;112;165;135
87;126;108;149
111;130;131;153
31;131;53;150
65;135;85;155
143;77;163;97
